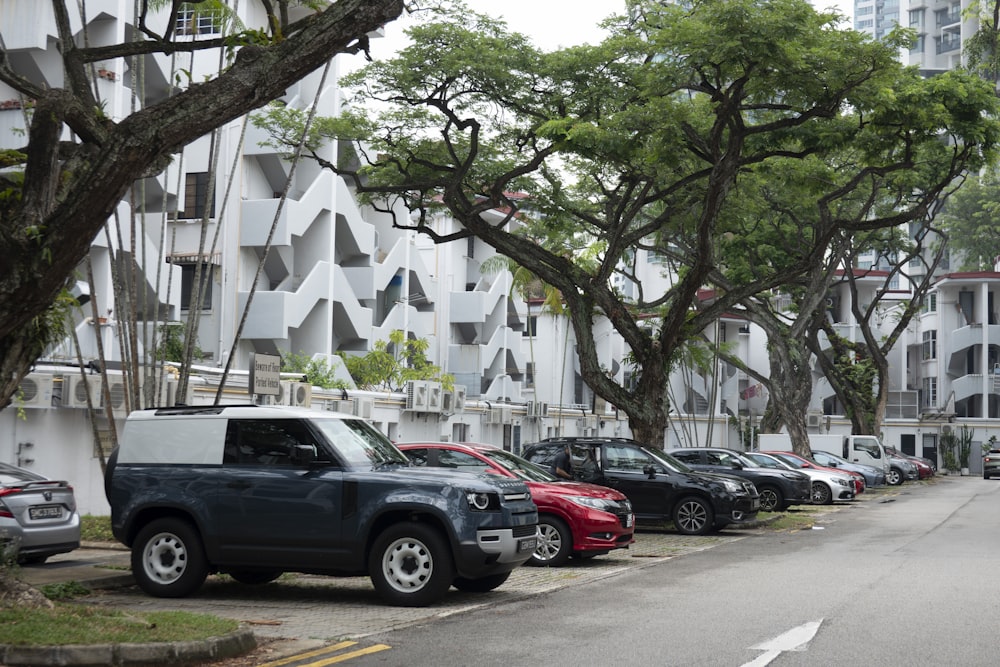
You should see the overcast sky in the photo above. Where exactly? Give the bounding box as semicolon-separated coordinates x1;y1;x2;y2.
356;0;855;65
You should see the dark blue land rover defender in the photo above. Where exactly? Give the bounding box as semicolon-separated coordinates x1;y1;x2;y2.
106;405;538;607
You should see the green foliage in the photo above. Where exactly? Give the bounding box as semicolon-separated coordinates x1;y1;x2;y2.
154;323;204;362
39;581;91;601
281;351;349;389
957;424;975;468
339;331;453;391
79;514;114;543
940;429;959;471
937;170;1000;271
0;606;238;645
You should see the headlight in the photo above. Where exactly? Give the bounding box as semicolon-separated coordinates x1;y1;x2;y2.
565;496;618;512
835;477;850;487
465;491;500;511
717;479;743;492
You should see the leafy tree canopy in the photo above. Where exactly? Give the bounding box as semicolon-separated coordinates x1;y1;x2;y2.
258;0;1000;444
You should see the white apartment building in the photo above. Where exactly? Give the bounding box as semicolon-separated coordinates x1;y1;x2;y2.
4;1;1000;516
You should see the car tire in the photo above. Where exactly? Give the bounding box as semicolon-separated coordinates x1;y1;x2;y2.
757;485;786;512
452;572;511;593
227;570;282;585
887;467;904;486
811;482;833;505
131;517;208;598
529;516;572;567
369;523;454;607
672;496;714;535
18;554;48;565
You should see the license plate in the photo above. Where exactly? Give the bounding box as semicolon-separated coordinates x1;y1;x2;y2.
625;513;634;528
750;500;760;512
29;505;62;520
517;538;537;553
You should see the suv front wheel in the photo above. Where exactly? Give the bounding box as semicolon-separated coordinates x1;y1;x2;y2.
131;518;209;598
672;496;714;535
369;523;454;607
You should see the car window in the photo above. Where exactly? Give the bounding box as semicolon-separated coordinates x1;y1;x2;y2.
706;451;741;466
748;454;786;469
437;449;491;474
852;437;882;460
225;419;318;466
604;444;654;472
645;448;690;473
671;450;701;465
525;444;558;466
403;448;430;466
479;449;555;482
774;454;805;469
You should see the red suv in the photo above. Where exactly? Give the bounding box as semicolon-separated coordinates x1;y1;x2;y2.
397;442;634;567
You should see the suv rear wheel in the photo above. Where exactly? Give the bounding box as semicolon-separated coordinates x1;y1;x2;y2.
452;572;511;592
369;523;454;607
131;518;208;598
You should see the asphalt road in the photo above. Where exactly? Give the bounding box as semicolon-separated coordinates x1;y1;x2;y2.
344;475;996;667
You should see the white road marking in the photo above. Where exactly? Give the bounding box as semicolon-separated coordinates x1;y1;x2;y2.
741;620;823;667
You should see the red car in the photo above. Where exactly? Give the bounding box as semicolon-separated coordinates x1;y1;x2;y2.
397;442;634;567
763;450;866;495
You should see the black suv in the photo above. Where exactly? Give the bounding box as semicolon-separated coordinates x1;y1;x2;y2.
522;438;760;535
667;447;811;512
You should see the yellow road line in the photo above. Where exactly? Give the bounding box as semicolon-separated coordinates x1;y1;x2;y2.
256;641;391;667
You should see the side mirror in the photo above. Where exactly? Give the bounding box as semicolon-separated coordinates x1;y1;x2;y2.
643;464;657;479
291;444;317;465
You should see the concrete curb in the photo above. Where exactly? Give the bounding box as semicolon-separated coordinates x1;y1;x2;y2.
0;628;256;667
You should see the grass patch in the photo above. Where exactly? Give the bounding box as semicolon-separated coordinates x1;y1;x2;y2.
0;605;239;646
761;512;818;531
80;515;114;543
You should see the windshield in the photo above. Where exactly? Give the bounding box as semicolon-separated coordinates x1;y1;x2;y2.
748;453;793;470
480;448;557;482
312;418;409;467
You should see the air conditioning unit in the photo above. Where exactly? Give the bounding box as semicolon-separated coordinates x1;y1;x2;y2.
453;386;467;414
289;382;312;407
107;378;131;415
525;400;536;418
405;380;430;411
354;397;375;419
442;391;455;415
484;407;504;424
17;374;54;408
941;425;953;435
539;402;549;418
16;374;54;408
426;382;443;413
806;413;822;429
62;374;99;408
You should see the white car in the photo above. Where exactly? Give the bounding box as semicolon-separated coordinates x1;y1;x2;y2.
745;452;855;505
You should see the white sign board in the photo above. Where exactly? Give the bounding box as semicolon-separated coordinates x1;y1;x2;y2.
250;353;282;396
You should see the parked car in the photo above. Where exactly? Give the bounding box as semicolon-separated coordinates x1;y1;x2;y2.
666;447;812;512
744;452;855;505
762;450;865;496
886;453;919;486
0;462;80;564
809;450;886;488
397;442;634;567
983;446;1000;480
106;405;538;607
522;438;760;536
883;445;935;478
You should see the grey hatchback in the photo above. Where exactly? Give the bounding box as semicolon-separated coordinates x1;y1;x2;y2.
984;447;1000;479
0;462;80;564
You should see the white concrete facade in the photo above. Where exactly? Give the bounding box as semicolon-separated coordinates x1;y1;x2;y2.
5;1;1000;518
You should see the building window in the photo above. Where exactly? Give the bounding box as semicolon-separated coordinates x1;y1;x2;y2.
181;264;213;311
181;172;215;219
523;315;538;337
921;377;937;408
176;4;222;36
921;330;937;360
466;236;475;259
923;293;937;313
525;362;535;388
